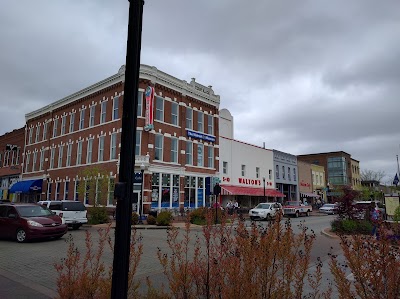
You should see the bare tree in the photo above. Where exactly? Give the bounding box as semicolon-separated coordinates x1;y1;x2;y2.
360;169;386;182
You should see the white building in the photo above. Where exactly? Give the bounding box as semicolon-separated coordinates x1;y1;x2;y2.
218;109;285;209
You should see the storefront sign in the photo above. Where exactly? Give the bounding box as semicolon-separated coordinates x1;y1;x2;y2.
186;130;216;142
300;181;311;187
144;86;155;131
222;177;230;182
238;178;261;186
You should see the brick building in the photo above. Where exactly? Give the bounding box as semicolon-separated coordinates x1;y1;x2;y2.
0;127;25;200
15;64;220;213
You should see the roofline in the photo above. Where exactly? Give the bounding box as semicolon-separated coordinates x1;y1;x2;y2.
220;136;273;152
297;151;352;157
26;64;220;121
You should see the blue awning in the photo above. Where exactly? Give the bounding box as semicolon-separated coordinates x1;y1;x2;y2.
9;179;43;194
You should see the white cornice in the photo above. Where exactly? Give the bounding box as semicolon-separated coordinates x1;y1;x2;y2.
25;64;220;121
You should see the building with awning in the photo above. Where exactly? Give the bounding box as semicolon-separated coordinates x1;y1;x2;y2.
9;179;43;202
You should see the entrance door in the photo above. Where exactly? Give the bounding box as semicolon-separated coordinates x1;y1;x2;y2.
132;192;141;214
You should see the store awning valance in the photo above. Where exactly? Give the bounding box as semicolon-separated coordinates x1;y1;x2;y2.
220;185;285;197
300;192;320;198
9;179;43;194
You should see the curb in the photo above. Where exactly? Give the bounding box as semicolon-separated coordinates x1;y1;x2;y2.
320;228;340;239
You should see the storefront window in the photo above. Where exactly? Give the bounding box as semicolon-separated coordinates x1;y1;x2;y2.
172;175;179;208
197;177;204;207
184;176;196;208
161;174;171;208
151;173;160;209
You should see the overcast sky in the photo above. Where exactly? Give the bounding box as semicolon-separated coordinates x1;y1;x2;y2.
1;0;399;184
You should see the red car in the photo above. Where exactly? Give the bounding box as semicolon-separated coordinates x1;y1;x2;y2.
0;203;68;243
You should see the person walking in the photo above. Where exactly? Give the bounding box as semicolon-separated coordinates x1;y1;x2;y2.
371;206;381;239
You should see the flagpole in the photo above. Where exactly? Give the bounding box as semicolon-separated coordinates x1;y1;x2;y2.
397;155;400;181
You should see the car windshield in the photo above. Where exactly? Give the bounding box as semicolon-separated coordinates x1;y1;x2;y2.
16;205;53;217
255;203;270;209
322;204;335;208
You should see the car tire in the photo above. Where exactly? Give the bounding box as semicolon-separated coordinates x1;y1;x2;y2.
295;211;299;218
306;210;310;217
72;224;81;230
266;214;272;221
16;228;27;243
250;216;256;221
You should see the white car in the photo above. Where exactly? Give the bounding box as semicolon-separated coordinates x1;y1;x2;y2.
319;204;338;215
249;202;283;221
38;200;88;230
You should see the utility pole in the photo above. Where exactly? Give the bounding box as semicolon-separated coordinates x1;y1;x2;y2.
111;1;144;298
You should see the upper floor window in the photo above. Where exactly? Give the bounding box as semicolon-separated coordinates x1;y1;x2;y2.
76;141;83;165
79;109;85;130
207;114;213;135
135;131;141;156
276;165;279;179
39;150;44;171
256;167;260;179
42;122;48;141
86;139;93;164
171;137;178;163
32;152;37;172
25;152;30;173
223;161;228;174
269;169;272;180
171;102;178;126
66;143;72;167
35;126;40;143
208;146;214;168
186;107;192;129
155;97;164;122
186;141;193;165
155;134;163;160
50;148;55;169
113;96;119;120
110;133;118;159
58;145;64;168
53;119;58;137
89;106;95;127
28;127;33;144
100;101;107;124
293;168;297;181
197;111;204;132
288;167;291;181
69;113;75;133
197;144;203;167
241;165;246;176
137;92;143;117
282;166;285;179
61;115;67;135
98;136;105;162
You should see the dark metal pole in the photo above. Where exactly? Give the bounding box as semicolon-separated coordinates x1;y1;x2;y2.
111;1;144;298
138;165;144;224
263;177;266;202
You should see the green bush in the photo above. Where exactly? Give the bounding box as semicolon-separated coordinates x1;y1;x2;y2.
357;220;373;234
131;213;139;225
394;205;400;222
341;219;358;233
88;207;109;225
156;211;173;226
190;207;207;225
146;215;156;225
331;219;373;234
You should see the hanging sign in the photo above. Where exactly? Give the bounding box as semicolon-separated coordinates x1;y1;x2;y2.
144;86;155;131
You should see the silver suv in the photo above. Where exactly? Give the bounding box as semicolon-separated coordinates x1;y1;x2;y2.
38;200;88;230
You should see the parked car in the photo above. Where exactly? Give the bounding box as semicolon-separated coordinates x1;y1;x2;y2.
353;201;386;220
0;203;68;243
249;202;283;221
319;204;338;215
38;200;88;230
283;201;312;217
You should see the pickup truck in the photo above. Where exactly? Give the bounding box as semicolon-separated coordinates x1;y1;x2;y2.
283;201;312;217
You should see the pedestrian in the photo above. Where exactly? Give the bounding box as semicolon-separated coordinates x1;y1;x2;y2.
371;206;381;238
234;200;239;214
226;200;233;215
316;198;322;208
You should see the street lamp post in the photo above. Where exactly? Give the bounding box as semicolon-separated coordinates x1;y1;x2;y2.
263;177;266;202
138;163;145;224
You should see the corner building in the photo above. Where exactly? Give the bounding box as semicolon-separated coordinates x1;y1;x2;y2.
19;65;220;213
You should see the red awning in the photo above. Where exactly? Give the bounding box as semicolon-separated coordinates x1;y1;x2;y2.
220;185;285;197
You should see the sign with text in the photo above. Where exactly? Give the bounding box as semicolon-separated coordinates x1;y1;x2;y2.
144;86;155;131
186;129;216;143
385;196;399;216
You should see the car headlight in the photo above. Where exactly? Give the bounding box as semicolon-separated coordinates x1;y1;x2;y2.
27;220;43;227
61;217;66;224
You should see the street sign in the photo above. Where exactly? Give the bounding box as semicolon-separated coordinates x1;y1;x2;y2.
212;176;221;186
133;172;143;183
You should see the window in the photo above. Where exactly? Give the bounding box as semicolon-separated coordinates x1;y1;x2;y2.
155;134;163;160
61;115;66;135
79;109;85;130
47;182;52;200
58;145;64;168
208;146;214;168
69;113;75;133
320;175;323;184
42;122;48;141
171;137;178;163
0;153;2;167
135;131;141;156
110;133;117;160
4;151;9;166
276;165;279;179
282;166;285;179
207;114;213;135
32;152;37;172
137;91;143;117
171;102;178;126
35;126;40;143
186;107;192;129
66;143;72;167
288;167;291;181
11;151;15;165
108;178;115;205
100;101;107;124
56;182;61;200
197;143;203;167
86;139;93;163
89;106;95;127
64;181;69;200
28;128;33;144
76;140;83;165
74;180;79;201
155;97;164;121
293;168;296;181
197;111;204;132
53;119;58;137
256;167;260;178
269;169;272;180
50;148;55;169
25;152;30;173
186;141;193;165
316;174;319;184
113;96;119;120
98;136;105;162
223;161;228;174
15;148;20;165
241;165;246;176
39;150;44;171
